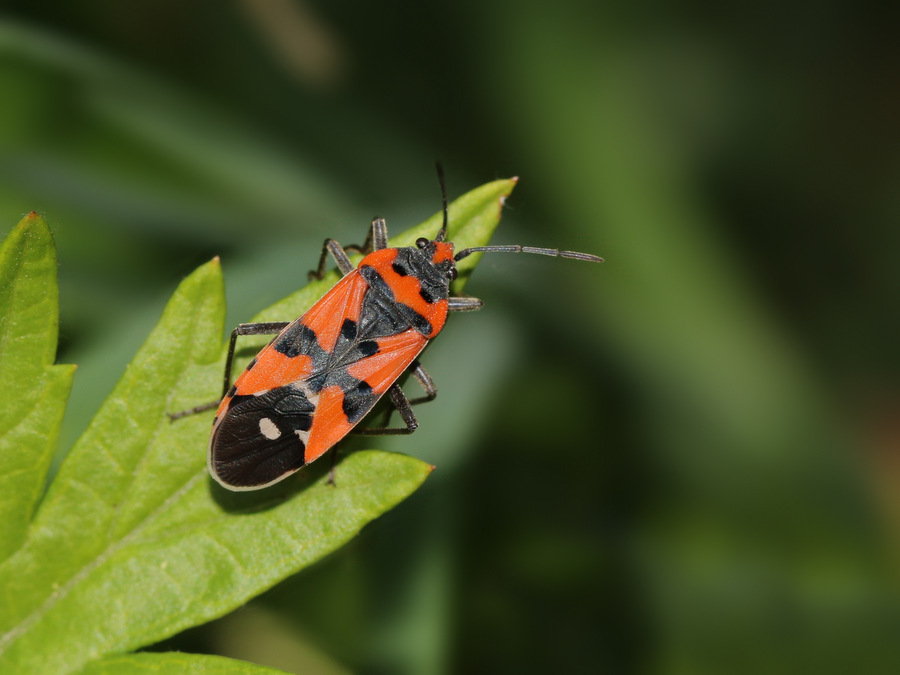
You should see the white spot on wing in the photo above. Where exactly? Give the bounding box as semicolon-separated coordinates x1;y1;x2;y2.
259;417;281;440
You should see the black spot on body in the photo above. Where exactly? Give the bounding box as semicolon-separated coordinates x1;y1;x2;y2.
342;379;377;423
419;286;437;303
408;309;432;335
246;357;258;370
273;320;329;387
274;322;317;358
358;340;379;357
392;261;409;276
227;385;237;397
340;318;357;340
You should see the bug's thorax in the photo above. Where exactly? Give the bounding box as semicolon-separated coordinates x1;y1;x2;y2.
357;243;454;338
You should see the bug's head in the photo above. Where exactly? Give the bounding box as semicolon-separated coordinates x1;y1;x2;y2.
415;236;458;284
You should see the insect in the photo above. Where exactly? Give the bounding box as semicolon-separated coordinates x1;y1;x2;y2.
181;167;603;490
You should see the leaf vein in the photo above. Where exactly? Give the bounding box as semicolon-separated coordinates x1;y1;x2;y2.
0;467;207;655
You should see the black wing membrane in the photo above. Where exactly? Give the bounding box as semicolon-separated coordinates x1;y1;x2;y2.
210;387;315;489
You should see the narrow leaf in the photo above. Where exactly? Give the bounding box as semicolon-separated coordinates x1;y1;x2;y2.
0;213;75;561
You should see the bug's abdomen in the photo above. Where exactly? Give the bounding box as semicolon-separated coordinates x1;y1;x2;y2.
210;386;316;489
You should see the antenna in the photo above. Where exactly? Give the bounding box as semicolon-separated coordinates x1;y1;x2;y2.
455;245;604;264
435;161;448;242
434;163;603;265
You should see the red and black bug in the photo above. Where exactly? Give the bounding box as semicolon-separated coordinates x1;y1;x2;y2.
182;167;603;490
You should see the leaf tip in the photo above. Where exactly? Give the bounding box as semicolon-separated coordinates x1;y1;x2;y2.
498;177;518;208
12;210;50;235
192;255;225;282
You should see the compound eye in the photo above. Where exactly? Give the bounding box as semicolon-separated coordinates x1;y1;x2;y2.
447;267;458;281
416;237;429;249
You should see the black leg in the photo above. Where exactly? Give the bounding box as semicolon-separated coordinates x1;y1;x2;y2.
353;386;419;436
339;218;389;255
307;218;390;281
167;399;219;420
309;239;355;280
353;361;437;434
347;217;388;254
370;217;389;251
448;296;483;312
220;322;291;397
405;361;438;406
167;321;290;421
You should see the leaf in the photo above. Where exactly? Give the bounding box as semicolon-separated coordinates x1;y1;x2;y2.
77;652;290;674
0;177;515;674
0;213;76;562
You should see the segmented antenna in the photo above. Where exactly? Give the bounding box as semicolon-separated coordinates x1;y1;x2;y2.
434;162;603;265
435;161;448;242
455;245;604;264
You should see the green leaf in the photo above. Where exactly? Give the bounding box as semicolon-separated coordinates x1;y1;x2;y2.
0;177;515;674
0;213;75;562
77;652;290;674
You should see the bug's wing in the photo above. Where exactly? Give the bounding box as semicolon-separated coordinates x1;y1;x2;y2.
224;270;369;399
209;385;316;490
303;329;430;463
209;270;369;490
294;268;367;353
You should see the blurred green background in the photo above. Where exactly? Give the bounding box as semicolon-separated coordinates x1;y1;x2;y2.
2;2;898;673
